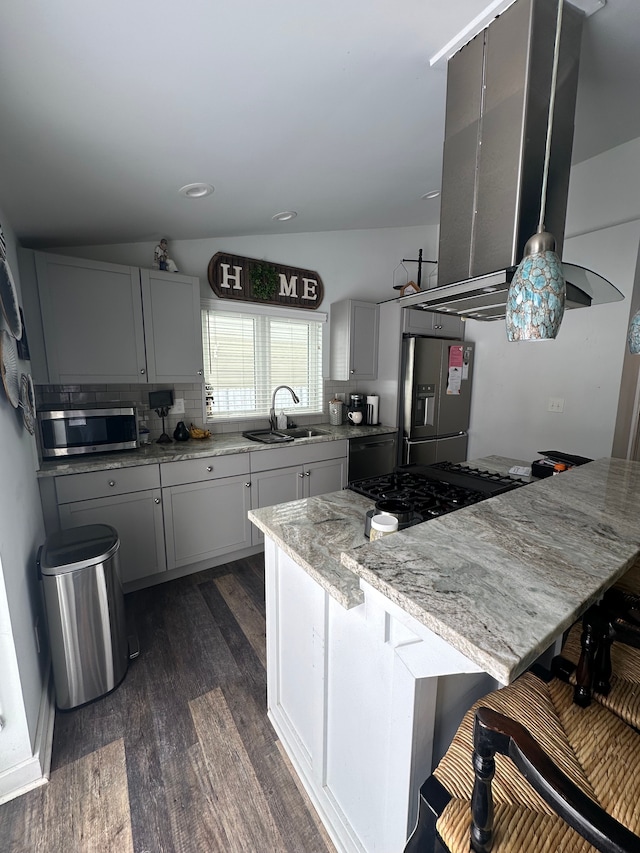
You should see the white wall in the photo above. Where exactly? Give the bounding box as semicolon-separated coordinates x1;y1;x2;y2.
466;136;640;463
0;207;49;796
54;224;439;306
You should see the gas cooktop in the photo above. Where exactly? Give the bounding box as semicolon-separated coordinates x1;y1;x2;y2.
349;461;526;522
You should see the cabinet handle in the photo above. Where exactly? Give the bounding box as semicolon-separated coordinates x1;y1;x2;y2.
305;471;311;477
108;480;116;487
245;482;251;488
350;369;355;374
154;498;161;504
140;368;146;375
298;472;305;478
197;369;203;376
206;466;213;472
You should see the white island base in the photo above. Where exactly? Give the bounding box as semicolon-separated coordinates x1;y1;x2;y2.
264;537;499;853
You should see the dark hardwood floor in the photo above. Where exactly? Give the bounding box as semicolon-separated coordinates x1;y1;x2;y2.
0;555;335;852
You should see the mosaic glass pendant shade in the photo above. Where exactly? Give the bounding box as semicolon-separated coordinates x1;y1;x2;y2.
505;0;566;343
505;230;566;341
628;310;640;354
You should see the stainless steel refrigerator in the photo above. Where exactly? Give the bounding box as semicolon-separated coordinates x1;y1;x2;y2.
401;336;474;465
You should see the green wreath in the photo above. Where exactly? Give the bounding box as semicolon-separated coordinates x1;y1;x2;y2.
250;262;279;300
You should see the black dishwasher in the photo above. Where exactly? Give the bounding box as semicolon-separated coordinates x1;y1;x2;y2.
348;432;398;482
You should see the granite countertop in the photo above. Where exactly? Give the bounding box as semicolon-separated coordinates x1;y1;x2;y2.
37;423;397;478
248;455;530;610
249;456;640;685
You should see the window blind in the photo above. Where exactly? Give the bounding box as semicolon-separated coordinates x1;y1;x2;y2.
201;305;324;421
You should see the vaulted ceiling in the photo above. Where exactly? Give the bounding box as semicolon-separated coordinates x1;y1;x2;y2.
1;0;638;249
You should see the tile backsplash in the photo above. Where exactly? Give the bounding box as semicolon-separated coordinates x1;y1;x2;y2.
34;379;379;442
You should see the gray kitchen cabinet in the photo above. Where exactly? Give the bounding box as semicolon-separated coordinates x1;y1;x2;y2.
160;455;253;570
32;251;202;384
140;268;204;383
250;441;347;544
54;465;166;586
402;307;463;339
36;253;147;384
330;299;379;381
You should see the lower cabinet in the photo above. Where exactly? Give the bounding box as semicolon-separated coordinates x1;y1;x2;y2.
58;490;166;584
250;441;348;545
53;465;166;585
160;454;253;570
47;439;348;589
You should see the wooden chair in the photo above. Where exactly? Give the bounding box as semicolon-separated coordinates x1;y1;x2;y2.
553;593;640;729
404;668;640;853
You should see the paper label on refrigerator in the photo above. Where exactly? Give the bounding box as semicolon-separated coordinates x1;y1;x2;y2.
447;346;463;395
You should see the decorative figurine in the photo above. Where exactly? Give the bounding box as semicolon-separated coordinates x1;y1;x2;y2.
153;238;179;272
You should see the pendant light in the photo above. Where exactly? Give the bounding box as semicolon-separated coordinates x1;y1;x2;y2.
628;310;640;354
505;0;566;342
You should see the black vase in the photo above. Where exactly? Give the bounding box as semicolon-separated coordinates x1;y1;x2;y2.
173;421;190;442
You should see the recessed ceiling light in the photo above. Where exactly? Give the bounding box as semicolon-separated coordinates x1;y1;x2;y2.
421;190;440;200
272;211;298;222
178;183;214;199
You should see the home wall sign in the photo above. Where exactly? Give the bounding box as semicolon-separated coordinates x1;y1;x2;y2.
208;252;324;310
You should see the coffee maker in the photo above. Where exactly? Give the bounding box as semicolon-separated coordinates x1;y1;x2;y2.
348;393;366;423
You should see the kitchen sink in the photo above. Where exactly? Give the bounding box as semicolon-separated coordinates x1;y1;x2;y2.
242;430;294;444
279;427;329;438
242;427;329;443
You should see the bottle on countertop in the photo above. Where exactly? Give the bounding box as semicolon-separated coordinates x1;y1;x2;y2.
277;411;287;430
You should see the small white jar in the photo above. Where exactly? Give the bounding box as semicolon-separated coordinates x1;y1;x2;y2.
369;514;399;541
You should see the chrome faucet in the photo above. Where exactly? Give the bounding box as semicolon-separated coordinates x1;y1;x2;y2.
270;385;300;429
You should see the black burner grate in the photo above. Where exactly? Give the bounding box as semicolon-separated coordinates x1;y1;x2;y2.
349;463;526;522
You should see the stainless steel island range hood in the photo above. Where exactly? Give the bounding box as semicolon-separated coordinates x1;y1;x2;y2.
395;0;623;321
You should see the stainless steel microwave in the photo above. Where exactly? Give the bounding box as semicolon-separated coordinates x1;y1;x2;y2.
38;406;139;458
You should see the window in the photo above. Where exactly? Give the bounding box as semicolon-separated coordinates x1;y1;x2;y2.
201;302;325;421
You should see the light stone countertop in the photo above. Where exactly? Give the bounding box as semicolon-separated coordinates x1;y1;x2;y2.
248;455;530;611
249;455;640;685
37;423;396;478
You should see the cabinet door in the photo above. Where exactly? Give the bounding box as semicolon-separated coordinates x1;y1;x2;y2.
303;457;346;498
431;312;463;338
140;269;204;383
36;253;147;384
330;300;379;380
250;464;305;545
403;308;463;339
58;489;166;585
163;475;252;570
349;301;379;380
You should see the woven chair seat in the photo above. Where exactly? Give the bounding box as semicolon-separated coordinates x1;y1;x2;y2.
561;621;640;730
437;799;599;853
433;671;640;846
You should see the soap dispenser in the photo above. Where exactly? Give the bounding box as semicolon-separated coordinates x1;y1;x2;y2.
277;411;287;430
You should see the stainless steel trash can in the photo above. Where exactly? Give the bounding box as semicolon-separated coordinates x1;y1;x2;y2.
38;524;129;710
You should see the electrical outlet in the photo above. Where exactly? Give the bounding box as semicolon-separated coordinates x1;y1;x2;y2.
172;397;185;414
548;397;565;413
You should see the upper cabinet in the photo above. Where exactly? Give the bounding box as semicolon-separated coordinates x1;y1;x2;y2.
30;252;203;385
329;299;379;381
140;268;203;383
402;307;463;339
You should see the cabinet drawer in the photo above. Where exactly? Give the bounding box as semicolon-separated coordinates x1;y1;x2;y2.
160;453;250;487
55;464;161;504
250;440;347;473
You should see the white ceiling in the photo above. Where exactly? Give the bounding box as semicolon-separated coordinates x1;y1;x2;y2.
1;0;638;249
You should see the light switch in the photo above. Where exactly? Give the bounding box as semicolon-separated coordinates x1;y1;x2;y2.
548;397;564;413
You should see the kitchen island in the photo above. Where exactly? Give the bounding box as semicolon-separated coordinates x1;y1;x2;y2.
248;456;640;853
